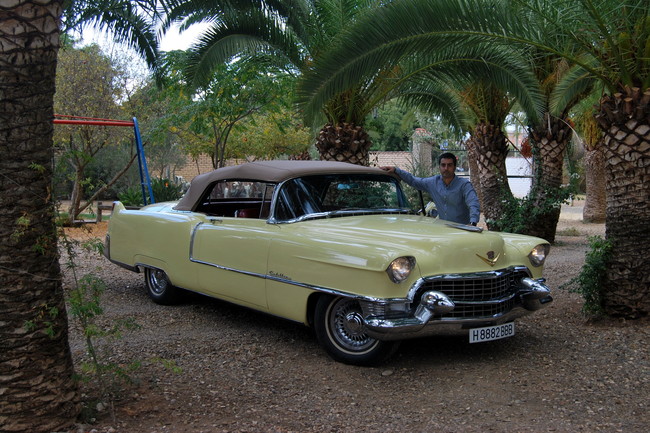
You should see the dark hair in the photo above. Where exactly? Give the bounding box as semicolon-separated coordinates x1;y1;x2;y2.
438;152;457;167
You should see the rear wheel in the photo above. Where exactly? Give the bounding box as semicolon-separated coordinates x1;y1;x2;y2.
313;295;400;366
144;268;181;305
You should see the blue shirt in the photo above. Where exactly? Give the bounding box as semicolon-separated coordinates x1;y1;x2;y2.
395;168;480;225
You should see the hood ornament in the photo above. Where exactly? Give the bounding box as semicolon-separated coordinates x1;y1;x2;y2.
476;251;500;267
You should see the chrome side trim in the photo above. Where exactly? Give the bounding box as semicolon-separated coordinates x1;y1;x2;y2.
188;253;390;302
188;220;384;301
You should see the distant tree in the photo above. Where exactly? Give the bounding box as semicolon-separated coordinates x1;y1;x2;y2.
54;44;137;222
158;53;297;167
365;100;417;151
232;105;312;160
573;94;606;223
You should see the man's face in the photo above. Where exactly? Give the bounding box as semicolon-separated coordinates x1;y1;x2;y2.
439;157;456;179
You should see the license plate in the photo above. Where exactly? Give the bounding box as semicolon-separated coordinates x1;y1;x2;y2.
469;322;515;343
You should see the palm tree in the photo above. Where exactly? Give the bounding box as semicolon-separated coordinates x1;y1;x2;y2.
1;3;79;431
523;55;580;243
534;0;649;316
573;95;606;223
163;0;391;164
297;0;650;318
461;83;515;226
1;1;163;431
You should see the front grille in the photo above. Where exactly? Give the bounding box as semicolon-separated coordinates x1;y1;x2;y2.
446;298;517;318
416;269;529;319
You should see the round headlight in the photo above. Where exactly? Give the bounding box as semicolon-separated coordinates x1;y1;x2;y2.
528;243;550;267
386;256;416;283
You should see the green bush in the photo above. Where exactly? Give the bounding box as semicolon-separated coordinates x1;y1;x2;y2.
117;178;183;207
117;185;144;207
151;178;182;202
487;185;573;234
562;236;613;317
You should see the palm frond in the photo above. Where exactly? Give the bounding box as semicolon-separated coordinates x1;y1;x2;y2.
185;7;305;88
550;56;598;116
397;82;468;131
62;0;162;74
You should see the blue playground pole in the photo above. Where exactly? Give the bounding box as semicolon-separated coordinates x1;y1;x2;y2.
133;117;155;205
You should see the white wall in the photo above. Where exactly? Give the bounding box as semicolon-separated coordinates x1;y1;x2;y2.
507;157;532;198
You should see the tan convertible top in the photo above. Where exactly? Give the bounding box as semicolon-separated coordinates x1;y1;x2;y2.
174;160;396;211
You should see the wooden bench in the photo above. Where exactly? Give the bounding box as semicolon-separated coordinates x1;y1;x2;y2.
96;202;114;222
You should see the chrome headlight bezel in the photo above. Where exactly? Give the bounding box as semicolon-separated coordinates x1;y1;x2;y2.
528;243;550;267
386;256;416;283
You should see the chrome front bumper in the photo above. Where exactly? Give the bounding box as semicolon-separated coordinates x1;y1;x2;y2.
362;277;553;341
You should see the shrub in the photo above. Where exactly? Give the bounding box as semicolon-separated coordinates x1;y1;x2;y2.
117;185;144;207
151;178;182;202
562;236;613;317
118;178;183;207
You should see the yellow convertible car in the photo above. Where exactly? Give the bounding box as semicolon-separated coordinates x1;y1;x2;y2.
104;160;553;365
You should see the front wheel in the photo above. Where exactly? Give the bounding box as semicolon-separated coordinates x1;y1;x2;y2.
313;295;400;366
144;267;182;305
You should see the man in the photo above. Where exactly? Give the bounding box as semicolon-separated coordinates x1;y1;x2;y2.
381;152;480;225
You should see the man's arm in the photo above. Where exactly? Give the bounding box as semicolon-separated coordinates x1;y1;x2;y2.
392;167;434;191
463;181;481;225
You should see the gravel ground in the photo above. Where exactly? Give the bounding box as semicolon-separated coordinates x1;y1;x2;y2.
61;204;649;433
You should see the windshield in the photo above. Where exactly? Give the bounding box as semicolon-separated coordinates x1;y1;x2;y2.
273;174;412;222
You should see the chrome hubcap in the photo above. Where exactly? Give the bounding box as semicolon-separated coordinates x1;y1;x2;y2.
149;269;167;294
329;298;377;352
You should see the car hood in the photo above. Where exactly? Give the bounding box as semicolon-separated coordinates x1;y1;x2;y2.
280;214;544;276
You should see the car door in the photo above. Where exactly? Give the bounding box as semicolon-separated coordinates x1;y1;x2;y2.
191;216;279;309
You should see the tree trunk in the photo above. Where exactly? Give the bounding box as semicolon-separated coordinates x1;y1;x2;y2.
0;1;80;432
595;87;650;318
582;143;606;223
315;122;372;166
525;113;572;243
467;122;513;228
465;138;483;208
67;166;85;224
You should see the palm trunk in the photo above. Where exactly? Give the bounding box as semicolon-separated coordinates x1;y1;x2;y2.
316;122;372;166
467;122;512;229
582;143;606;223
0;1;80;432
465;138;483;207
595;87;650;318
525;114;572;243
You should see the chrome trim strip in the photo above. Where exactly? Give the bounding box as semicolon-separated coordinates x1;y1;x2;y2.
189;221;203;256
189;220;384;300
453;292;518;305
188;254;388;302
